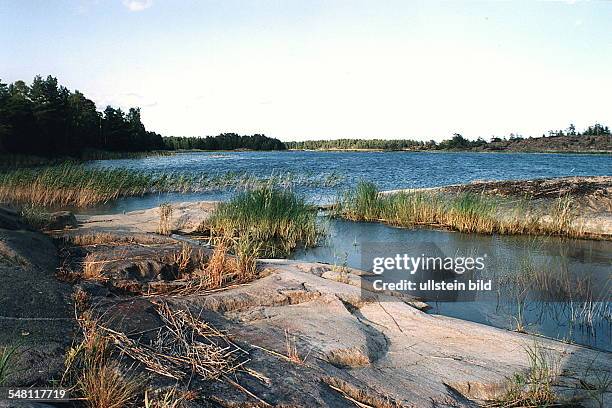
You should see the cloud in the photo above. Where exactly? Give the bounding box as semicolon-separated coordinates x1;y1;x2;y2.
122;0;153;12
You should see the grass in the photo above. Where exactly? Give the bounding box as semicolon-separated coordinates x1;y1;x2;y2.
488;342;560;407
334;181;582;238
0;344;20;386
158;203;173;236
0;163;158;207
202;186;321;257
82;253;105;280
326;347;370;368
322;376;408;408
63;319;141;408
0;162;344;208
490;252;611;339
284;329;305;364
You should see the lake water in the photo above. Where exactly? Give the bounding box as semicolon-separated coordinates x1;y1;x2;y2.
293;218;612;351
84;150;612;214
86;150;612;350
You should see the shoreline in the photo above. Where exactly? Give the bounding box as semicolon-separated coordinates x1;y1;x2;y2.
1;204;610;406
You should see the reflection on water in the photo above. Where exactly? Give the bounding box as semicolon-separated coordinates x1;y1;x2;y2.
293;218;612;351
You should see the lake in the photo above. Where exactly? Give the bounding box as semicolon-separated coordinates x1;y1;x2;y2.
85;150;612;350
84;150;612;213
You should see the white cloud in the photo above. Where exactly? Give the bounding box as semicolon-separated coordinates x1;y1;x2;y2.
122;0;153;12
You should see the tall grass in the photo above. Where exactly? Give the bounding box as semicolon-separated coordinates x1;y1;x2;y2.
202;186;320;257
335;181;582;237
0;164;158;207
0;162;345;208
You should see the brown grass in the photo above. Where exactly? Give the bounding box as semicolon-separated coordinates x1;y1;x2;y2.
63;315;141;408
78;360;141;408
158;203;173;236
322;376;410;408
72;287;91;313
101;301;247;380
326;347;370;368
284;329;304;364
82;253;105;280
144;388;195;408
172;243;192;275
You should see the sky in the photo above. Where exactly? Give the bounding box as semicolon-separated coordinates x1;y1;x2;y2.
1;0;611;142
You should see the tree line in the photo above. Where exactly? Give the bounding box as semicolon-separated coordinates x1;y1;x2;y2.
0;75;165;155
286;125;611;151
0;75;285;156
164;133;285;151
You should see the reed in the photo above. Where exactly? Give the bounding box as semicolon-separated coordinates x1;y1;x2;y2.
335;181;582;238
203;186;321;257
0;162;344;208
0;163;158;207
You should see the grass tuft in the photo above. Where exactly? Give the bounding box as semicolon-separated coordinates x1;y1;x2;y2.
203;186;321;257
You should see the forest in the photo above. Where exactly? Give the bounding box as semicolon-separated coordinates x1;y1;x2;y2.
0;75;285;156
164;134;285;151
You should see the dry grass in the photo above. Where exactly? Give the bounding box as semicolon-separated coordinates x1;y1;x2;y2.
102;301;247;381
63;316;141;408
144;388;195;408
73;287;91;313
78;360;141;408
158;203;173;236
172;243;192;275
284;329;304;365
322;376;410;408
326;347;370;368
82;253;105;280
67;232;167;247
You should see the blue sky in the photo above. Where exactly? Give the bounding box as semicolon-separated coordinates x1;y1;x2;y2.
1;0;611;141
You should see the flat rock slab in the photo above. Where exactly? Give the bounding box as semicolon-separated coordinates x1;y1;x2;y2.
76;201;217;234
92;259;610;407
0;229;77;387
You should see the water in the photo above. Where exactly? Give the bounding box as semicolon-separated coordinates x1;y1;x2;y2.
85;150;612;350
84;150;612;214
293;218;612;351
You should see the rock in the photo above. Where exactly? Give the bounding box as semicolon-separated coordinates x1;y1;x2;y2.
76;281;110;298
0;228;76;388
44;211;77;230
0;207;26;230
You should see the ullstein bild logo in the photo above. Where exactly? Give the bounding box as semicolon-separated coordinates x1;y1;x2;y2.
360;242;493;302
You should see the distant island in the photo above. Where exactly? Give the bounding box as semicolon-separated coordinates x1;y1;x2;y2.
1;75;610;158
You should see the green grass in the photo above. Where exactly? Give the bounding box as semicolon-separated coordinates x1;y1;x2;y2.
0;162;345;208
0;344;20;386
202;186;321;257
335;181;581;237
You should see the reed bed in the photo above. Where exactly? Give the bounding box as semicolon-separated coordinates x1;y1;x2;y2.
0;162;344;208
0;164;158;207
335;181;582;238
202;186;321;257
